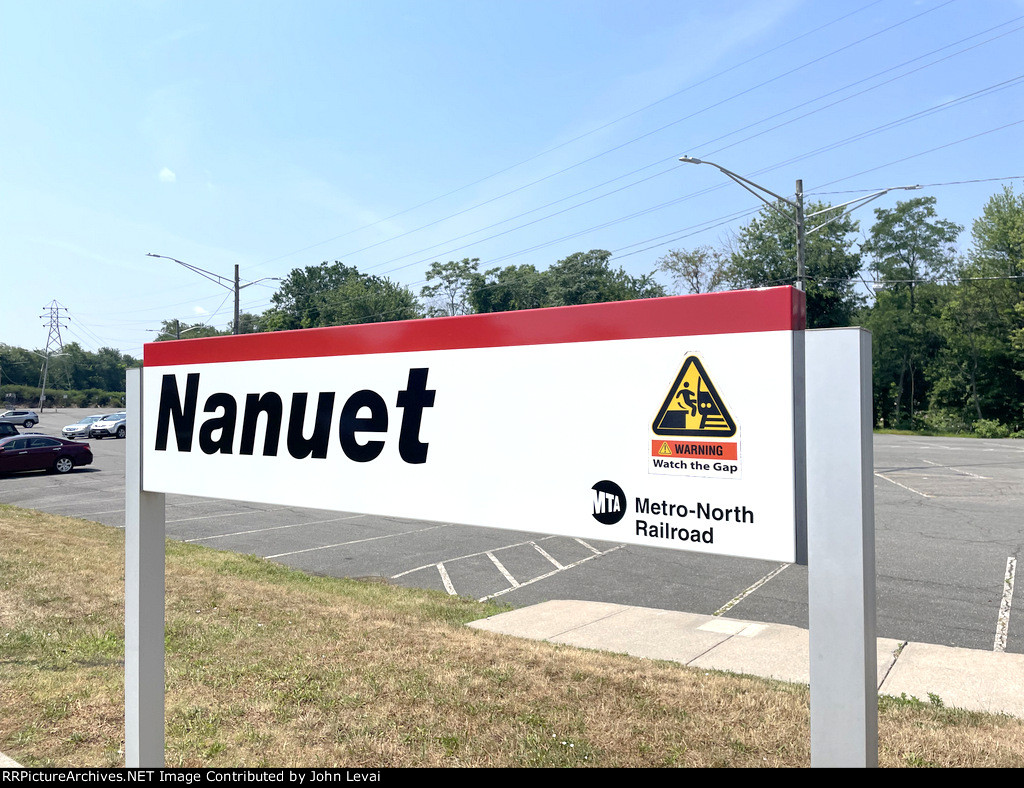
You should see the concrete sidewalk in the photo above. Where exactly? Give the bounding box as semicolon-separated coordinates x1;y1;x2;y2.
468;599;1024;719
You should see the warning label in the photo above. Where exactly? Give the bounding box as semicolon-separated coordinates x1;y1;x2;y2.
652;356;736;437
652;440;737;460
649;355;740;479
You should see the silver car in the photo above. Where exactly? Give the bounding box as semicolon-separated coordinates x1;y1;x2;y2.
0;410;39;428
62;414;106;440
89;412;127;439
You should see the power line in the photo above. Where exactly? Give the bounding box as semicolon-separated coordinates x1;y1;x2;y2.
250;0;957;271
812;175;1024;195
340;17;1024;282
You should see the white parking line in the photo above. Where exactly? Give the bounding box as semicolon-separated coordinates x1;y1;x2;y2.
995;556;1016;653
487;552;519;587
574;538;603;555
6;488;121;507
168;510;260;524
478;544;625;601
874;472;932;498
264;523;450;559
392;535;561;578
532;542;564;570
714;563;791;616
183;514;365;542
437;563;456;595
921;458;990;479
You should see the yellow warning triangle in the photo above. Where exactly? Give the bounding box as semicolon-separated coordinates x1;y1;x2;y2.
652;356;736;437
658;441;672;455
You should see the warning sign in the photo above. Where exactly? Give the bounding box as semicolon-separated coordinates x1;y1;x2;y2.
652;356;736;437
651;440;738;460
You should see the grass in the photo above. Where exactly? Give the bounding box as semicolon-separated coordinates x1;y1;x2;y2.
2;504;1024;768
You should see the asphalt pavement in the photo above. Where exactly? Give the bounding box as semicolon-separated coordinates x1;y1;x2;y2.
0;408;1021;770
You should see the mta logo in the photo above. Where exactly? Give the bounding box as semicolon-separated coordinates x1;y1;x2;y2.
591;480;626;525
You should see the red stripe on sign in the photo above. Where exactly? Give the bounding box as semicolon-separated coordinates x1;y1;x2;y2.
145;286;804;366
651;440;738;460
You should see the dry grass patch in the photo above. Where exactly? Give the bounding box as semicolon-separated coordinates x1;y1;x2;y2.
2;504;1023;767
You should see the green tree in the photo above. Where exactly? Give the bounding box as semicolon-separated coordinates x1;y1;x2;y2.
315;275;420;326
861;197;961;312
229;313;270;335
268;261;364;329
933;186;1024;427
151;320;223;342
421;258;479;317
0;344;38;388
469;264;549;313
267;261;419;328
722;201;862;328
860;197;962;426
543;250;665;307
656;246;726;295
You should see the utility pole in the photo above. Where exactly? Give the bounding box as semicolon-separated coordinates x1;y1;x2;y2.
147;254;279;335
39;300;70;412
795;179;806;293
678;157;920;293
234;264;240;335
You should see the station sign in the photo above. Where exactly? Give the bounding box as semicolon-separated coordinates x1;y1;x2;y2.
142;287;805;562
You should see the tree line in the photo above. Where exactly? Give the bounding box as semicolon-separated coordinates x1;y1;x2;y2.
0;343;139;408
4;186;1021;433
229;187;1021;435
657;187;1024;436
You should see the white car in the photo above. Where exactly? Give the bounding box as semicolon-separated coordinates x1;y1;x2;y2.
62;414;106;440
89;412;127;439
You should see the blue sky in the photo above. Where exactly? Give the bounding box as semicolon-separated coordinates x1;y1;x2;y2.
2;0;1022;357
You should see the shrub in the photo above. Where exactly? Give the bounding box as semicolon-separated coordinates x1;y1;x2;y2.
973;419;1011;439
916;409;970;435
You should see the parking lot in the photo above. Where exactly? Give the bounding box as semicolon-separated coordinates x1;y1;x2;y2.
2;409;1021;654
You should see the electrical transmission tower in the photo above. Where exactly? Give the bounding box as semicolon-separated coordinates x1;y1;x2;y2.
38;300;70;411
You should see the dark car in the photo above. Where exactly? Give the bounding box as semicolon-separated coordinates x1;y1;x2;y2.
0;434;93;475
0;423;20;438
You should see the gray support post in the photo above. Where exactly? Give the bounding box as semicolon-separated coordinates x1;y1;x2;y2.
125;368;166;767
805;328;877;767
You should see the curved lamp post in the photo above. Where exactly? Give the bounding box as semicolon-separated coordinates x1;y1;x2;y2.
146;253;280;334
678;156;920;291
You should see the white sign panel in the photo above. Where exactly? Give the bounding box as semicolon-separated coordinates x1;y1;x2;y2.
142;288;804;562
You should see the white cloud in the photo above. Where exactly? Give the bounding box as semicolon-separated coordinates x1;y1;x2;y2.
193;305;209;316
159;167;177;183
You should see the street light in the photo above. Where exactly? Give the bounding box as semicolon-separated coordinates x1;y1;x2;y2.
146;253;281;334
145;322;210;340
678;156;920;291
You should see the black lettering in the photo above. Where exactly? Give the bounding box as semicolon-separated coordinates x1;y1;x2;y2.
155;373;199;452
396;368;435;464
198;393;237;454
287;392;336;460
340;390;388;462
240;392;283;456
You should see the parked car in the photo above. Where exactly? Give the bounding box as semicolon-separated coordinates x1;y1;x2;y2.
89;412;127;439
62;414;106;440
0;423;20;438
0;434;93;475
0;410;39;428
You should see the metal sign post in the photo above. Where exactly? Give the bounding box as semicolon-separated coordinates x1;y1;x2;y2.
805;328;877;767
125;368;166;767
